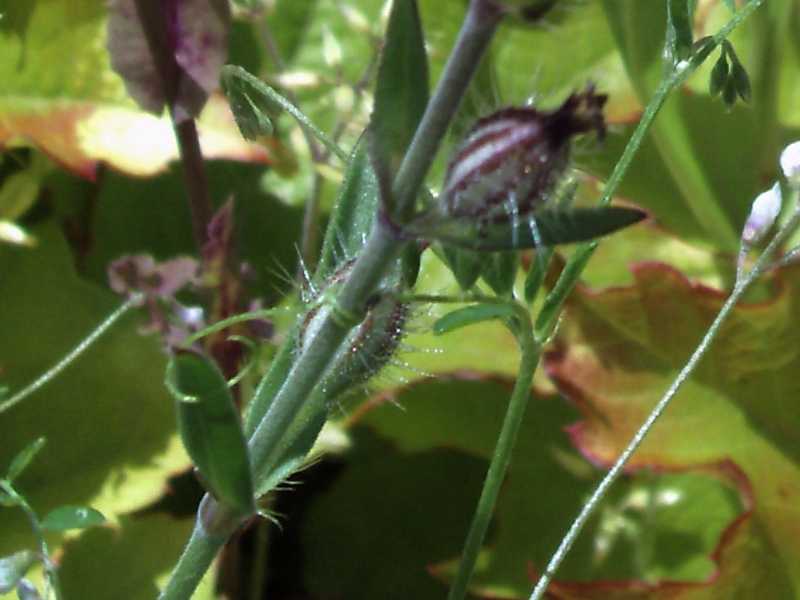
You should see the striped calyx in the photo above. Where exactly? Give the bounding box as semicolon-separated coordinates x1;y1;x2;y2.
441;86;606;224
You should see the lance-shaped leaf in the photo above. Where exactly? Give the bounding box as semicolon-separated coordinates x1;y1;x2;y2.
0;550;37;594
5;438;46;483
41;506;106;532
438;245;489;291
315;140;379;281
166;352;254;515
370;0;429;181
524;247;555;303
481;251;518;296
433;304;516;336
409;206;647;251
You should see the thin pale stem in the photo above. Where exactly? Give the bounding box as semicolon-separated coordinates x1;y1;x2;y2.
530;197;800;600
0;296;141;415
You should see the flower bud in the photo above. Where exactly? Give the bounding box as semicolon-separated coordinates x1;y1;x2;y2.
780;141;800;185
440;86;606;225
742;183;782;245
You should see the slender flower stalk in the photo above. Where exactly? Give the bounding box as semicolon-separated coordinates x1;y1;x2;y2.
0;296;142;416
448;303;540;600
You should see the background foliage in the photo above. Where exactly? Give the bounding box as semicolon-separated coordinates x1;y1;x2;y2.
1;0;799;598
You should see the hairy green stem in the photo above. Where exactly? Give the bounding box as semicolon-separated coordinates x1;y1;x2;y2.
157;496;236;600
160;2;503;597
530;188;800;600
0;296;141;416
448;303;540;600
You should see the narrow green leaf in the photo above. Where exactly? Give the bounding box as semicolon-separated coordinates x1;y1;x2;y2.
723;0;736;11
401;243;422;289
709;52;729;97
243;328;299;437
0;551;37;594
315;140;378;281
253;409;327;497
439;245;488;291
433;304;516;336
6;438;46;482
166;352;254;515
481;251;518;297
40;506;106;532
413;207;647;251
371;0;429;180
667;0;693;62
524;247;555;303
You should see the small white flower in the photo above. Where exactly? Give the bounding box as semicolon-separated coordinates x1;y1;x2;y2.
780;141;800;184
742;183;782;244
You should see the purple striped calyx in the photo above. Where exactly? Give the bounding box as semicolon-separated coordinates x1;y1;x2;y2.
440;86;606;224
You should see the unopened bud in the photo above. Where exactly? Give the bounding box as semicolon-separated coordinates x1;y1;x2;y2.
780;141;800;185
742;183;782;245
440;86;606;224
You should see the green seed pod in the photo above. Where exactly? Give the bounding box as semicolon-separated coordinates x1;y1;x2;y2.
300;261;407;402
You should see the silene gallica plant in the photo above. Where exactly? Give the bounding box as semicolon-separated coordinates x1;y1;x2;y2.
2;0;800;598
